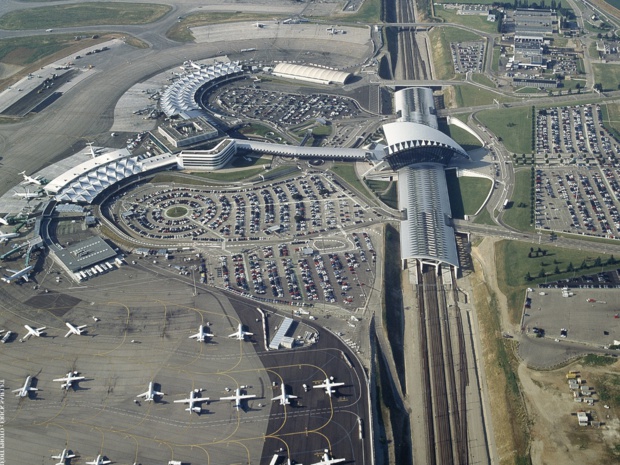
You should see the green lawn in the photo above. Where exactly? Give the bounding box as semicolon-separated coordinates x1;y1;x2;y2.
436;0;498;4
0;2;171;29
495;239;619;323
601;102;620;139
434;7;499;34
473;205;496;225
477;106;533;154
502;169;534;231
471;73;495;87
446;170;491;218
438;118;482;150
192;167;266;182
324;0;382;22
454;84;515;108
593;63;620;91
430;27;482;80
366;180;398;209
331;162;372;198
0;34;100;66
492;46;500;72
229;155;271;168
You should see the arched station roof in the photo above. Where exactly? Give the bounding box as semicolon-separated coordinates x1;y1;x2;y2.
272;63;352;85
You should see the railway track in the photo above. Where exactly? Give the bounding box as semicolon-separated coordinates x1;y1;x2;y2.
417;264;469;465
394;0;428;80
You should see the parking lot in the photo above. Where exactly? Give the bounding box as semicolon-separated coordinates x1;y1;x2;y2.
450;41;485;73
208;82;362;127
108;172;380;308
521;287;620;352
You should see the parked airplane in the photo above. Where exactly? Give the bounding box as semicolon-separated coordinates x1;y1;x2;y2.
174;388;210;414
220;387;256;410
23;324;46;339
311;450;345;465
0;231;18;243
313;376;344;398
12;189;43;199
84;142;103;158
2;265;33;283
228;323;253;340
51;449;77;465
85;455;111;465
255;22;265;28
19;171;43;186
137;382;164;402
0;214;10;226
65;322;87;337
189;324;214;342
53;371;85;390
272;384;297;406
12;375;38;397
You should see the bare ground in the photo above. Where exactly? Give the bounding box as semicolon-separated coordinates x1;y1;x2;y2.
472;236;620;464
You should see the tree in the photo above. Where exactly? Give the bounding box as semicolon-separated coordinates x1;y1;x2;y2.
525;271;532;282
594;83;603;92
580;259;588;270
554;265;560;274
567;262;574;272
538;268;546;278
607;255;616;265
594;256;602;267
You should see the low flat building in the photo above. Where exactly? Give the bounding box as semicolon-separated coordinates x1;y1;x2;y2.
51;236;117;277
158;117;218;148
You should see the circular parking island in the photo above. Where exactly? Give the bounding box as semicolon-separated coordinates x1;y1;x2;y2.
166;206;188;218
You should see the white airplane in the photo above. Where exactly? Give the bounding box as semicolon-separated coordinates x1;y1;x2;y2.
51;449;77;465
85;455;111;465
220;387;256;410
2;265;33;283
65;322;87;337
228;323;253;340
255;22;265;28
311;450;345;465
137;382;164;402
23;324;46;339
189;324;214;342
84;142;103;158
12;188;43;199
174;388;210;414
0;214;9;226
272;384;297;406
19;171;43;186
0;231;18;243
313;376;345;398
53;371;85;390
12;375;38;397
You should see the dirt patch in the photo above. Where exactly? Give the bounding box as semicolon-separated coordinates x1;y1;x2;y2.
4;47;34;66
0;62;23;80
521;361;620;462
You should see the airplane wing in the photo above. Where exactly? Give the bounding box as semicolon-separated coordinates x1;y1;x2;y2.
174;398;191;404
272;394;283;402
240;394;256;400
153;390;164;397
288;394;298;399
64;329;74;337
189;332;200;339
220;394;235;401
136;391;150;398
227;332;239;338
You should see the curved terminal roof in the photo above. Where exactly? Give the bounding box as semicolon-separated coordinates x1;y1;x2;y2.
381;121;468;169
273;63;352;85
397;164;459;268
161;62;242;119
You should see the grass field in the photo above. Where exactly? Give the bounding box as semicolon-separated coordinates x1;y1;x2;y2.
453;84;515;108
192;167;266;182
434;7;499;33
0;2;171;29
438;118;482;150
593;63;620;91
331;162;372;198
230;155;271;168
0;34;97;65
366;180;398;209
492;46;500;72
166;206;187;218
325;0;382;23
495;239;619;323
477;106;533;154
473;205;496;225
430;27;482;80
471;73;495;87
502;169;534;231
601;102;620;139
446;170;491;218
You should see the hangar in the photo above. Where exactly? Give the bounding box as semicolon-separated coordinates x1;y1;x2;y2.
272;63;352;85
